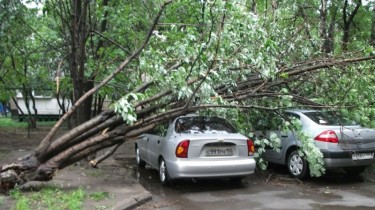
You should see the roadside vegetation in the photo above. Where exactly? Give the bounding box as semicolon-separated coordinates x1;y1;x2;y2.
0;117;56;129
0;117;28;129
8;186;109;210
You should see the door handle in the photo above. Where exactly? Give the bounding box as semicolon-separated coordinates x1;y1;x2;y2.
157;140;160;144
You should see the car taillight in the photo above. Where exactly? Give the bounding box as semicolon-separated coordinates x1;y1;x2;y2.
176;140;190;158
314;130;339;143
247;139;254;156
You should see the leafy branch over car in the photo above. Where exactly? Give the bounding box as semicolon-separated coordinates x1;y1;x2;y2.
254;109;375;179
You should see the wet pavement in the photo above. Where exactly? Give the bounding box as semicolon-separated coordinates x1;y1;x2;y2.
122;160;375;210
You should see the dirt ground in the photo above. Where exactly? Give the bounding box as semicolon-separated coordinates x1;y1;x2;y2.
0;127;46;149
0;127;50;170
0;127;49;208
0;127;146;210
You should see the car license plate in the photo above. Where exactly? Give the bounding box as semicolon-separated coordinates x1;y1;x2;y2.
206;147;233;156
352;153;374;160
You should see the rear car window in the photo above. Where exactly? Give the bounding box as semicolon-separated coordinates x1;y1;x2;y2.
175;116;237;134
303;111;355;126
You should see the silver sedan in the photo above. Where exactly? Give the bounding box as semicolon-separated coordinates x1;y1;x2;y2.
258;109;375;179
135;115;256;185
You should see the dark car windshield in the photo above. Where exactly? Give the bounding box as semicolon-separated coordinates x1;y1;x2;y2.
175;116;237;134
303;111;357;126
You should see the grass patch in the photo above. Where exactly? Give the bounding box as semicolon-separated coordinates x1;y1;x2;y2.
367;164;375;172
8;185;111;210
89;192;110;201
0;118;27;128
10;186;87;210
0;149;10;160
0;196;5;208
35;121;58;127
87;169;105;177
0;117;56;129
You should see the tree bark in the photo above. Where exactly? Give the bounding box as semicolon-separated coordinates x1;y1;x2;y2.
320;0;328;53
342;0;362;52
370;5;375;47
326;5;338;54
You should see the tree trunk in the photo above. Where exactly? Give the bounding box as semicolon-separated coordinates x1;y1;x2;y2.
321;1;338;54
326;5;338;54
370;5;375;47
341;0;362;52
28;88;37;128
247;0;257;13
68;0;90;126
320;0;329;53
92;93;105;117
11;96;24;116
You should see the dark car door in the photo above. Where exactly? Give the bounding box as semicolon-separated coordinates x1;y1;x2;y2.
257;112;300;163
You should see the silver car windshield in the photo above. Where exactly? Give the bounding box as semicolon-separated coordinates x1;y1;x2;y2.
175;117;237;134
303;111;357;126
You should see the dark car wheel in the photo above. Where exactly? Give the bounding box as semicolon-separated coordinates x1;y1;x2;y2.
159;158;172;185
287;150;309;179
135;147;146;168
344;166;366;176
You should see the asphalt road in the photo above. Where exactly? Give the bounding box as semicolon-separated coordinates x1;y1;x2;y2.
128;163;375;210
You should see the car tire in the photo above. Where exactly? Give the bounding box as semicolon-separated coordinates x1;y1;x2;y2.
343;166;366;176
159;158;172;185
135;146;146;168
287;150;309;179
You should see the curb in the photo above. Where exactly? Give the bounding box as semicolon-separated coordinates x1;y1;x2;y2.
113;191;152;210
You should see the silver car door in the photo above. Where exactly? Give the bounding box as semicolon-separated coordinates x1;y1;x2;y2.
263;130;290;161
147;135;164;168
139;135;150;163
263;112;300;161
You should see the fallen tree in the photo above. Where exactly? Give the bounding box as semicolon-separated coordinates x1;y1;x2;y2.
1;0;375;192
1;54;373;192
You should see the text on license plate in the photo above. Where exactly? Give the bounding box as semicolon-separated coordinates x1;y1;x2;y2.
206;147;233;156
352;153;374;160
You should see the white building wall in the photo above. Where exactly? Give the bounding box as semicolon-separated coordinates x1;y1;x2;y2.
15;91;71;115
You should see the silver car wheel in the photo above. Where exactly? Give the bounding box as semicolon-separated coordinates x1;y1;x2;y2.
159;159;170;185
135;147;146;167
289;154;303;176
136;148;141;164
159;160;166;182
287;150;308;179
